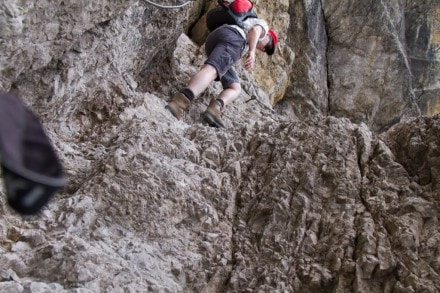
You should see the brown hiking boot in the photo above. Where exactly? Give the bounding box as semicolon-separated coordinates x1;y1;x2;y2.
165;93;191;121
202;99;226;129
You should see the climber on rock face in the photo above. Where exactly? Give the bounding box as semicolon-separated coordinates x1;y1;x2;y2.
165;0;278;129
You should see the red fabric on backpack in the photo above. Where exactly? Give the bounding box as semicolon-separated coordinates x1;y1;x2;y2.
207;0;257;31
231;0;253;13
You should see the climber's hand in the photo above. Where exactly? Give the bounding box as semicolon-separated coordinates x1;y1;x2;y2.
244;50;256;70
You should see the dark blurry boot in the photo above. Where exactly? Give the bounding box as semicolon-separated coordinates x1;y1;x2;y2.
0;92;66;215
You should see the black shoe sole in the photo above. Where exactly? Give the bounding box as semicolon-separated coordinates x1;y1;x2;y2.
202;111;226;129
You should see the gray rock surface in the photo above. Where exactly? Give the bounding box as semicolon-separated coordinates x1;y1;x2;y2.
0;0;439;292
276;0;439;131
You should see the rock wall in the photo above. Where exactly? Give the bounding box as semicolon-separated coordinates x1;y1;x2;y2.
275;0;439;132
0;0;439;292
405;2;440;117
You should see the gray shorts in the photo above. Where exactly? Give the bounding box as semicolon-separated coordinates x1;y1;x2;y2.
204;25;245;88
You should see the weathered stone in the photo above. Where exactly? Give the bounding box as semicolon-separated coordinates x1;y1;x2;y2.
405;3;440;117
0;0;439;292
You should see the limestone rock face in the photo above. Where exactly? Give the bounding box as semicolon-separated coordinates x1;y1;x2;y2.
405;3;440;117
325;0;439;131
278;0;439;132
0;0;439;292
0;0;136;89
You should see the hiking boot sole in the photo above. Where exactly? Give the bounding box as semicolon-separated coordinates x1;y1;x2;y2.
202;111;226;129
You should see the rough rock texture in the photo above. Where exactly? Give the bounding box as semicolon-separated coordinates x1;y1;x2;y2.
0;0;439;292
275;0;439;132
405;2;440;117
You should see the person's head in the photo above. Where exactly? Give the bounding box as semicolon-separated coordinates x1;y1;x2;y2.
257;29;278;56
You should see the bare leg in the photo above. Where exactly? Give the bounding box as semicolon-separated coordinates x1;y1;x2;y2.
187;64;218;97
166;64;219;122
217;82;241;107
201;82;241;129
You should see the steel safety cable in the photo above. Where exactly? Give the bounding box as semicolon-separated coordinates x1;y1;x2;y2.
143;0;193;9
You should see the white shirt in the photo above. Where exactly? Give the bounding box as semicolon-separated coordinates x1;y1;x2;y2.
229;18;269;54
